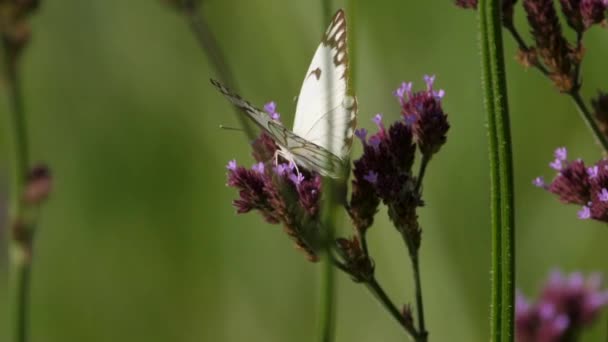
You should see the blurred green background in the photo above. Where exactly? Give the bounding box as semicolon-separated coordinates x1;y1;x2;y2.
1;1;607;341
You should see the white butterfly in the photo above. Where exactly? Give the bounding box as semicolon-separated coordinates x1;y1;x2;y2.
211;9;357;178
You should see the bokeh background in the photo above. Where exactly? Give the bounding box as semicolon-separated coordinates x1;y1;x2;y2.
1;1;607;341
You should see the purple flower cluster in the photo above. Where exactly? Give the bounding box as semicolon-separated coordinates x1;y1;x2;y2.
516;270;608;342
534;147;608;222
226;129;322;261
349;76;449;253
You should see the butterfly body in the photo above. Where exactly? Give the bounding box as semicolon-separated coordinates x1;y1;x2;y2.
211;9;356;178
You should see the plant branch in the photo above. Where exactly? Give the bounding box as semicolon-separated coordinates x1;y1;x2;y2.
3;36;32;342
479;0;516;340
366;277;419;339
411;252;427;342
179;1;256;140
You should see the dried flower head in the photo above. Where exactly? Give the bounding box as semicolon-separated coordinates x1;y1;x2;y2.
560;0;607;31
0;0;40;62
523;0;577;92
517;270;608;342
335;236;374;282
23;164;52;205
454;0;478;8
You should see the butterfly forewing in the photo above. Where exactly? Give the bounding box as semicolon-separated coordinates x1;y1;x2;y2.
292;9;357;159
210;9;356;179
210;79;288;146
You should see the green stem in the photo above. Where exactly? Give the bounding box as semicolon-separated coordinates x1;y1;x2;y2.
365;278;419;339
569;90;608;152
317;2;338;342
411;253;427;342
180;1;256;140
479;0;515;341
3;37;32;342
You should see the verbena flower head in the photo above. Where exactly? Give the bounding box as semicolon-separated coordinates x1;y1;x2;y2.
517;270;608;342
350;76;449;253
226;131;322;261
534;147;608;222
395;75;449;158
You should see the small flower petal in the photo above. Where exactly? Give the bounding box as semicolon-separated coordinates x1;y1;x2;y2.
578;205;591;219
363;171;378;184
227;159;238;171
252;162;265;174
533;176;546;188
555;147;567;161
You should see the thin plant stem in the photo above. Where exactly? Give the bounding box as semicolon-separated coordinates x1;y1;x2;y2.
365;278;419;339
414;154;430;195
179;1;256;140
3;38;32;342
411;254;427;342
569;90;608;151
479;0;516;340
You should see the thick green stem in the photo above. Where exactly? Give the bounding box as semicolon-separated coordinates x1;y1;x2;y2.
317;2;338;342
3;38;32;342
180;2;256;140
479;0;515;341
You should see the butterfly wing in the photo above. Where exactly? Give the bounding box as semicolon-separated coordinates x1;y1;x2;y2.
292;9;357;160
210;79;343;177
210;79;288;146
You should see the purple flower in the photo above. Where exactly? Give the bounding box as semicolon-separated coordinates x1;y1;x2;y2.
368;135;381;150
587;165;599;178
372;113;384;132
225;132;324;262
548;159;590;205
578;205;591;219
355;128;368;144
264;101;281;121
401;76;450;157
423;74;435;90
252;162;265;174
555;147;567;161
289;172;305;186
533;176;546;188
549;159;563;171
517;270;608;341
363;171;378;184
227;159;237;171
393;82;412;101
274;163;290;176
599;188;608;202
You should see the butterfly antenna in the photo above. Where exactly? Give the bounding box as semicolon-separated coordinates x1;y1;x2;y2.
219;124;244;132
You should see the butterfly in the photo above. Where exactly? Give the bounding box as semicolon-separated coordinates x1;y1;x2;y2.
211;9;357;179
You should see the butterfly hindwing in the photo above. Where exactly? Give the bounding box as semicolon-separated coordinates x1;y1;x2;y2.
292;9;357;159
